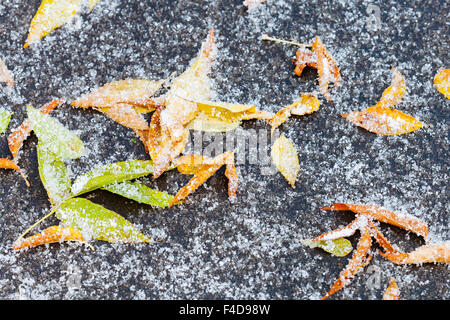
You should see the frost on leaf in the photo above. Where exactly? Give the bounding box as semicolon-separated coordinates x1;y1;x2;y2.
342;68;422;135
381;242;450;265
56;198;151;243
271;135;299;188
244;0;265;9
0;108;13;134
89;0;101;11
8;99;63;160
383;279;400;300
27;104;85;160
0;58;14;87
102;181;176;208
151;29;216;178
37;142;72;207
311;203;430;299
434;69;449;99
188;99;273;132
24;0;83;48
71;160;154;196
0;158;30;186
13;226;85;250
170;151;238;207
301;238;352;257
270;93;320;134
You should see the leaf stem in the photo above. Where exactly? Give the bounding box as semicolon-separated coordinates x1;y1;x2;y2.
15;208;57;244
261;34;311;47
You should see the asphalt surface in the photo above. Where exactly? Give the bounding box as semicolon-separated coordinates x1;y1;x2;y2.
0;0;448;299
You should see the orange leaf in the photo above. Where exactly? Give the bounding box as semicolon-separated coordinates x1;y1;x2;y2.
312;214;366;242
170;151;238;206
321;203;429;239
101;104;149;131
71;79;164;109
0;57;14;87
383;278;400;300
0;158;30;186
270;94;320;134
293;49;316;77
322;226;372;300
381;242;450;265
376;68;406;108
434;68;450;99
13;226;85;250
311;36;341;102
8;99;63;160
341;105;423;135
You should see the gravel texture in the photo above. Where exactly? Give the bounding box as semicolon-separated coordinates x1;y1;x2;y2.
0;0;448;299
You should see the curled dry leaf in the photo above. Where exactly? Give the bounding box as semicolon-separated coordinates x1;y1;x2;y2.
0;58;14;87
342;68;422;135
383;279;400;300
0;158;30;186
24;0;83;48
8;99;63;160
292;37;341;102
312;203;430;299
151;29;216;178
270;93;320;134
13;226;85;250
271;135;299;188
321;203;428;239
434;68;449;99
56;198;151;243
0;108;13;134
169;151;238;207
381;242;450;265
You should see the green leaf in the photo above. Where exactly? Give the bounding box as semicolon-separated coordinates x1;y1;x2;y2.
37;142;72;207
56;198;151;243
0;108;13;134
27;104;85;160
302;238;353;257
71;160;153;196
102;181;175;207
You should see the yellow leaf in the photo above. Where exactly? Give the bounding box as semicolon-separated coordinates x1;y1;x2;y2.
271;135;299;188
342;105;423;135
434;68;450;99
188;112;242;132
196;100;255;113
271;93;320;135
151;29;216;177
376;68;406;108
24;0;83;48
